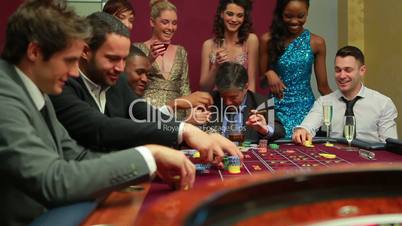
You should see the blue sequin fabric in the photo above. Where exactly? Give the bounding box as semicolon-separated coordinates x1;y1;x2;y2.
274;30;315;138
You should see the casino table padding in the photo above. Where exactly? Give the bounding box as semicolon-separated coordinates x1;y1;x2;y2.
30;139;402;226
137;165;402;226
135;141;402;226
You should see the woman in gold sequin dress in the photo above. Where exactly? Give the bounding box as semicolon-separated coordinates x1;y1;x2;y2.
135;0;190;119
199;0;258;92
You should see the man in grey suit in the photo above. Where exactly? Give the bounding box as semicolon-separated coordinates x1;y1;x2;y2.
0;1;195;226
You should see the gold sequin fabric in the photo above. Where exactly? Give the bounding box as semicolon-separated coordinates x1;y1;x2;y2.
135;43;190;120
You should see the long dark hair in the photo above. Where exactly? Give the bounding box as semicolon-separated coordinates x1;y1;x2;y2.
267;0;309;69
213;0;253;45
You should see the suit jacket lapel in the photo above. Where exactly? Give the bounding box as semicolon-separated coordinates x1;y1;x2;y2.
42;95;61;151
76;75;99;110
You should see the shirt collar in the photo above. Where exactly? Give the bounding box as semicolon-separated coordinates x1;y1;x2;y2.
80;69;105;92
240;92;248;108
336;83;366;100
14;66;45;110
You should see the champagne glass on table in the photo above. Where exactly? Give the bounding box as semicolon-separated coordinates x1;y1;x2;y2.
344;115;356;150
322;102;333;147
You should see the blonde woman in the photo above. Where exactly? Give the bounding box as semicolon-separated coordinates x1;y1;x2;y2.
135;0;190;120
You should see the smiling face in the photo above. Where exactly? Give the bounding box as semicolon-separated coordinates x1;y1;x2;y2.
151;9;177;42
221;3;245;33
85;33;130;88
282;0;308;36
335;56;366;99
32;39;85;95
125;55;151;96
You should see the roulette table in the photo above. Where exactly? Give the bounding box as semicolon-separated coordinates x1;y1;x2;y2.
77;138;402;226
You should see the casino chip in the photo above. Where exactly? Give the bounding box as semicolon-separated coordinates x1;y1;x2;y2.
285;149;296;154
192;151;201;158
242;141;252;147
269;143;279;149
304;140;315;148
239;147;250;152
195;163;211;173
258;148;267;153
319;153;336;159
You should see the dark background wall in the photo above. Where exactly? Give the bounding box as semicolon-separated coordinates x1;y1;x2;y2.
0;1;23;52
0;0;276;93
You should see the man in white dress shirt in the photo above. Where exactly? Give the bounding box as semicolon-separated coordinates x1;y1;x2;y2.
293;46;398;144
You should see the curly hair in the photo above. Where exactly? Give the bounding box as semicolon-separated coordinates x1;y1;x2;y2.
212;0;253;45
267;0;309;69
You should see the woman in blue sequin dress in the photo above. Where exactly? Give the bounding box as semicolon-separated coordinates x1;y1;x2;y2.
259;0;332;138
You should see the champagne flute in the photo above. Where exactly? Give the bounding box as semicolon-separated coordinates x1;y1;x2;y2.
214;38;226;64
344;115;356;150
322;103;333;146
218;38;225;49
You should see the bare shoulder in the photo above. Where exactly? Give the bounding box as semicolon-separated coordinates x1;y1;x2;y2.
247;33;258;42
246;33;259;47
202;38;215;49
310;33;326;49
260;32;271;43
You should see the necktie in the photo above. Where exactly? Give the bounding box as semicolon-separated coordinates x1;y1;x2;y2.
341;96;361;116
40;102;57;143
341;96;361;138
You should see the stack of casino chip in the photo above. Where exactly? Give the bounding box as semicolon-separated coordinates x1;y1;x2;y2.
226;156;241;174
258;139;268;153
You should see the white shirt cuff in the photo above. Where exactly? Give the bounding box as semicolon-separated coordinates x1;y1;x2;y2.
178;122;185;144
135;146;157;176
267;125;274;137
